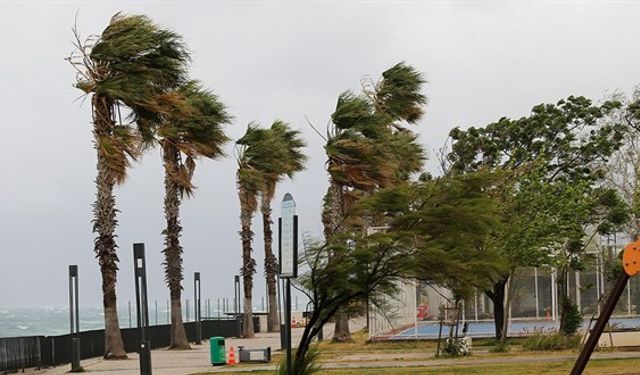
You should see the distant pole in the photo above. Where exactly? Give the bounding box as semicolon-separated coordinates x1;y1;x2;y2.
186;299;190;322
68;265;82;372
277;275;282;334
266;283;269;313
133;243;152;375
262;296;265;312
155;300;158;326
128;301;132;328
217;298;221;318
194;272;202;345
234;275;241;318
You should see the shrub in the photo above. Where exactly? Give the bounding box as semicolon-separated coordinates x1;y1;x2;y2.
560;301;583;336
522;329;581;351
277;346;322;375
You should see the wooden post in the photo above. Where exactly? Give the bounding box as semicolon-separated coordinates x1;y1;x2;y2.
571;273;629;375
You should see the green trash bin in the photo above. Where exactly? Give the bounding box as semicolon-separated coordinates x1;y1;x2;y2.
210;337;226;365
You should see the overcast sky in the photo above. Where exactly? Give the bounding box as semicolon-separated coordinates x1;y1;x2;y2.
1;1;640;309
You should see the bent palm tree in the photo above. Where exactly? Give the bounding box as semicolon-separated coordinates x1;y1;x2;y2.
68;13;189;358
158;81;230;349
236;123;295;337
325;63;426;341
260;121;307;332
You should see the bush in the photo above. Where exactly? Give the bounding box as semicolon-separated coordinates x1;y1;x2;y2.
522;329;581;351
489;340;511;353
277;346;322;375
560;301;583;335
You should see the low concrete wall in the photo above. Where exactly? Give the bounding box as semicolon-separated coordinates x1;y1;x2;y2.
595;330;640;347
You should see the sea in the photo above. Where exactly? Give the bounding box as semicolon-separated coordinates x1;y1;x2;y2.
1;298;305;338
0;305;178;338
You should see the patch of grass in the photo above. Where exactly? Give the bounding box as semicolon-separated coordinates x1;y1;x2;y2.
317;329;438;354
192;357;640;375
488;340;511;353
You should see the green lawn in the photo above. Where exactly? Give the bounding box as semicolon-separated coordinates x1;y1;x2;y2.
196;357;640;374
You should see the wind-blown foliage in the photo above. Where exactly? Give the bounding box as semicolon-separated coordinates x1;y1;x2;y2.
323;62;426;341
290;172;503;373
69;13;190;358
257;121;307;331
447;95;630;339
159;80;230;348
235;121;306;336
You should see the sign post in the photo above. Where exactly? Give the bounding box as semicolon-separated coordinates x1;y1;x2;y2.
68;265;82;372
278;193;298;375
134;243;152;375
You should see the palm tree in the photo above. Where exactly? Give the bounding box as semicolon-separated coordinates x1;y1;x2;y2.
324;63;426;341
236;123;301;337
235;125;267;338
157;81;230;349
259;121;307;332
68;13;189;358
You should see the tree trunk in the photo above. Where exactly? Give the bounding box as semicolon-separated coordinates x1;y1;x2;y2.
93;95;126;359
324;181;353;341
261;193;280;332
240;194;256;338
332;311;352;342
170;298;189;348
486;277;507;341
501;273;516;341
162;144;190;349
557;266;569;334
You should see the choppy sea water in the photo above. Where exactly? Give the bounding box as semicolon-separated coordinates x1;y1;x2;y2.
0;306;175;338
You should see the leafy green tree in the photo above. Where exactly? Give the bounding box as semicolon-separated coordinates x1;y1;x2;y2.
69;13;189;358
604;86;640;238
157;81;230;348
323;63;426;341
447;95;628;339
259;121;307;332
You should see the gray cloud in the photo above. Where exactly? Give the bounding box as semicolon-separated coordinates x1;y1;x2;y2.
1;1;639;310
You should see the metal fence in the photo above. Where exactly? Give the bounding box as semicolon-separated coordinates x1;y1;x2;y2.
369;264;640;340
0;317;252;372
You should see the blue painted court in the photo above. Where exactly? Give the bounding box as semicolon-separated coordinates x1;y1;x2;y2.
391;317;640;339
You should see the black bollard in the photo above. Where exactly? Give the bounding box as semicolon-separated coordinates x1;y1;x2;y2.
134;243;152;375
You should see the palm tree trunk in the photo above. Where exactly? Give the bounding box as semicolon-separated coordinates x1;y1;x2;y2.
93;95;126;359
333;311;352;342
325;181;352;341
261;193;279;332
240;194;256;338
162;143;191;349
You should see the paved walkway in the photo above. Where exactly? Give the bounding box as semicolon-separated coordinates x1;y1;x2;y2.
30;346;640;374
30;324;342;375
26;321;640;375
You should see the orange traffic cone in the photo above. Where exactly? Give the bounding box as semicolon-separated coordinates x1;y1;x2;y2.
227;346;237;365
545;307;551;321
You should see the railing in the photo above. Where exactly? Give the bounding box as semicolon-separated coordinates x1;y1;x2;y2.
0;317;256;372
